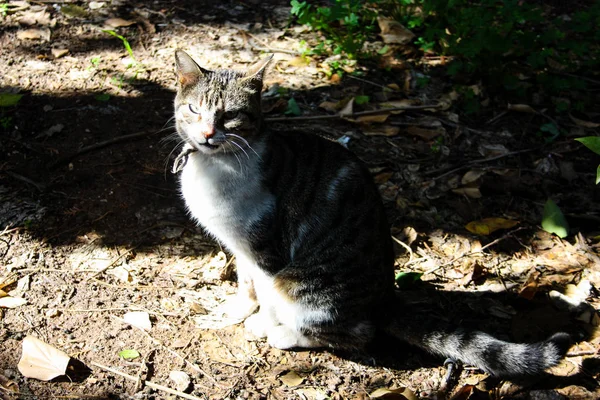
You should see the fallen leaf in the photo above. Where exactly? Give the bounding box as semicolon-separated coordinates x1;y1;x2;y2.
452;187;482;199
569;114;600;128
507;103;537;114
118;349;140;360
0;296;27;308
377;17;415;45
461;170;486;185
541;199;569;238
285;98;301;116
18;336;70;381
465;218;519;236
123;311;152;331
339;97;354;117
356;114;390;123
395;272;422;289
0;93;24;107
363;126;400;137
370;387;417;400
169;370;191;392
575;136;600;156
405;126;444;140
518;270;540;300
61;4;88;18
51;48;69;59
381;99;420;113
104;18;136;28
319;101;341;113
280;370;304;387
17;28;50;41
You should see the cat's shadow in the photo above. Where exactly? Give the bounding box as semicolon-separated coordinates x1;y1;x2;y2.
313;282;599;390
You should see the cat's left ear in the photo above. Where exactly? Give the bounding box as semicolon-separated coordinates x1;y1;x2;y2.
243;55;273;83
175;50;209;86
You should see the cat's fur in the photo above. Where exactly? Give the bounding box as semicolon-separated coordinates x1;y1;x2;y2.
172;50;571;376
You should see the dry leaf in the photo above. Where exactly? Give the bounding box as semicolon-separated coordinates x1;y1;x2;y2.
569;113;600;128
105;18;136;28
0;289;7;298
51;48;69;58
381;99;420;114
405;126;444;140
465;218;519;235
452;187;482;199
377;17;415;45
287;56;308;67
280;370;304;387
461;170;486;185
17;28;50;41
18;336;70;381
370;387;417;400
363;126;400;137
169;370;191;392
319;101;341;113
0;296;27;308
356;114;390;123
339;98;354;117
507;103;537;114
374;172;394;184
123;311;152;331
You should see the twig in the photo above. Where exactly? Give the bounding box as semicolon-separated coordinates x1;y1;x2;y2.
50;130;159;168
347;75;401;92
4;171;46;191
252;46;300;55
91;362;203;400
265;104;441;122
391;236;413;264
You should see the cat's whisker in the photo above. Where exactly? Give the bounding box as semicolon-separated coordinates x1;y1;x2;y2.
226;142;244;172
227;138;250;160
225;133;262;160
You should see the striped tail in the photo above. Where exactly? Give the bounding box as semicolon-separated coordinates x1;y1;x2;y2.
386;322;572;376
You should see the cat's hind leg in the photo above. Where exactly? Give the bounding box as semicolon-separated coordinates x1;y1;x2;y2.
266;325;322;350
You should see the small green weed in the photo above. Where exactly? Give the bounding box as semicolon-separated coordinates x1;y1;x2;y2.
103;29;137;65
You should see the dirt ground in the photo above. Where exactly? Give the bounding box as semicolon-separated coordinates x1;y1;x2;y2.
1;1;600;399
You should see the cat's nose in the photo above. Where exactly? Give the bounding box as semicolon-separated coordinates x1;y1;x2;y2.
202;126;215;139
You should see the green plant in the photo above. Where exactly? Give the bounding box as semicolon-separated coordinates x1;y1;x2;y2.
0;3;9;17
103;29;136;64
575;136;600;184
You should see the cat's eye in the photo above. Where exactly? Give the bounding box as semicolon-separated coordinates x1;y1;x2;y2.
188;103;201;114
223;111;239;120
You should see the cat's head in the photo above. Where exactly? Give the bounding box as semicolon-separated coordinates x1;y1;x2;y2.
174;50;271;155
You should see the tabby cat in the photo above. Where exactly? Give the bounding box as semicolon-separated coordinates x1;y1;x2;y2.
172;50;571;376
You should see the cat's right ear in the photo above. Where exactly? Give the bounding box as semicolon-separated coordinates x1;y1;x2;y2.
175;50;208;86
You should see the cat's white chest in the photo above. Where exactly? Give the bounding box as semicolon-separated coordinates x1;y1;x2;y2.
179;152;273;256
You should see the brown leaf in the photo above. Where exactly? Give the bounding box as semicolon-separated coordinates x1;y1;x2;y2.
507;103;537;114
370;387;418;400
363;126;400;137
0;296;27;308
356;114;390;123
339;98;354;117
461;170;486;185
319;101;341;113
374;172;394;184
465;218;519;236
105;18;136;28
18;336;70;381
280;370;304;387
17;28;50;41
380;99;420;113
377;17;415;45
405;126;444;140
569;113;600;128
452;187;482;199
51;48;69;59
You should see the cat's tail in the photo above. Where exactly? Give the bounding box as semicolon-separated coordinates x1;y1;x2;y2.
384;319;572;377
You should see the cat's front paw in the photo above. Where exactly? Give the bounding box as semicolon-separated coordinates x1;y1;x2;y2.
216;295;258;320
244;311;278;338
266;325;321;350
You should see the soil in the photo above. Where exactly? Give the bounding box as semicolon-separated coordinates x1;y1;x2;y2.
1;1;599;399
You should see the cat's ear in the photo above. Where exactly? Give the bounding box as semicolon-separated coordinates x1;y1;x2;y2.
175;50;209;86
243;55;273;82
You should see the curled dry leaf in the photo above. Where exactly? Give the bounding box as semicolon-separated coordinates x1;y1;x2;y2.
339;98;354;117
18;336;70;381
169;370;191;392
0;296;27;308
105;18;136;28
370;387;418;400
569;113;600;128
452;187;482;199
507;103;537;114
377;17;415;45
280;370;304;387
461;170;486;185
123;311;152;331
465;218;519;236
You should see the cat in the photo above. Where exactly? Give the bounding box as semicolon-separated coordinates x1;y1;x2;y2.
171;50;571;377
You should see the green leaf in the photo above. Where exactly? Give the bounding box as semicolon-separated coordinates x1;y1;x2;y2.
395;272;423;289
94;93;111;102
596;165;600;185
285;98;301;116
0;93;23;107
377;45;389;55
118;349;140;360
541;199;569;238
354;95;370;105
575;136;600;156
